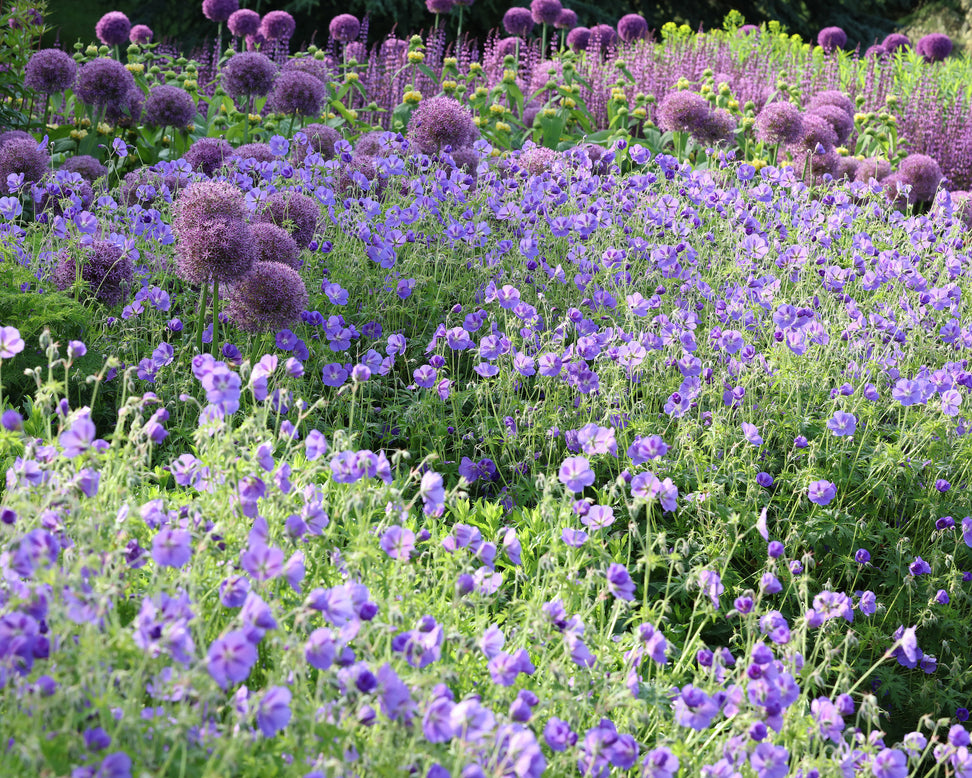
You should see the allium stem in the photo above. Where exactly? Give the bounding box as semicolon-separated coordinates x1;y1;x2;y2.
195;281;210;356
542;23;548;60
212;279;220;356
457;7;463;43
244;96;252;144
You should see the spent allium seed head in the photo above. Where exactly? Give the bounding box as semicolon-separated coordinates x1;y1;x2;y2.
554;8;577;29
882;32;910;51
794;112;837;153
234;142;276;163
256;190;319;248
407;95;478;154
816;26;847;52
0;137;49;187
807;89;854;116
656;90;712;135
808;104;853;145
898;153;942;202
917;33;952;62
426;0;455;13
202;0;239;23
225;261;309;333
228;9;260;37
268;70;326;116
176;216;256;284
221;52;277;99
250;222;301;269
293;123;341;163
503;7;534;36
175;180;246;228
181;136;233;175
53;240;134;306
617;13;648;42
530;0;562;26
854;157;891;183
61;154;108;182
260;10;295;40
95;11;131;46
329;13;361;42
75;57;135;108
25;49;77;94
143;85;196;129
129;24;153;44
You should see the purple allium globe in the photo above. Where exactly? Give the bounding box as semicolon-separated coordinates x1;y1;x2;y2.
448;146;480;179
808;104;853;145
530;0;562;26
328;13;360;42
882;172;911;209
916;33;952;62
75;57;136;108
25;49;77;94
268;70;326;116
695;108;736;145
755;102;804;144
807;89;854;116
554;8;577;29
129;24;153;44
202;0;239;23
381;37;408;63
222;52;276;100
0;137;49;189
427;0;455;13
120;168;183;207
250;222;301;269
353;130;390;157
282;55;331;84
519;145;559;174
589;23;616;51
176;217;256;285
61;154;108;182
834;156;859;181
261;10;296;40
228;9;260;37
566;26;590;51
255;191;319;248
182;137;233;175
407;95;478;155
816;26;847;53
503;7;534;37
738;24;758;35
793;112;838;153
0;130;32;149
656;91;712;135
105;86;145;126
344;41;367;62
882;32;910;52
143;85;196;129
224;261;309;334
174;180;247;227
335;155;384;196
37;175;93;217
52;240;134;306
95;11;131;46
897;153;942;202
854;157;891;183
617;13;649;43
293;123;341;163
234;142;276;163
865;44;887;59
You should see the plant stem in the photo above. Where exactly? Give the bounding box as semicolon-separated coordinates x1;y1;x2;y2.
195;282;210;356
211;279;220;356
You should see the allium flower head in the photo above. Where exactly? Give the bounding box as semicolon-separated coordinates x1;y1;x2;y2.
854;157;891;183
589;23;616;50
261;10;296;40
427;0;455;13
754;101;803;144
817;26;847;52
882;32;910;52
0;130;31;149
329;13;361;41
255;190;319;248
281;55;331;85
554;8;576;29
25;49;77;94
203;0;239;23
95;11;131;46
530;0;562;25
76;57;135;108
224;261;309;333
129;24;153;44
657;90;712;135
228;9;261;37
407;95;479;155
617;13;649;42
250;222;300;269
175;217;255;285
566;26;590;51
917;32;952;62
898;153;942;202
807;89;854;116
233;142;276;163
808;104;853;144
503;7;534;36
519;145;558;175
695;107;736;145
865;44;888;59
268;70;325;116
292;123;341;164
222;52;277;100
794;112;837;153
0;137;49;188
52;240;134;306
143;85;196;129
182;136;233;175
174;180;246;226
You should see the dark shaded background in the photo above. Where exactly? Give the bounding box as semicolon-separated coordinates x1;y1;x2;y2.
44;0;922;55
